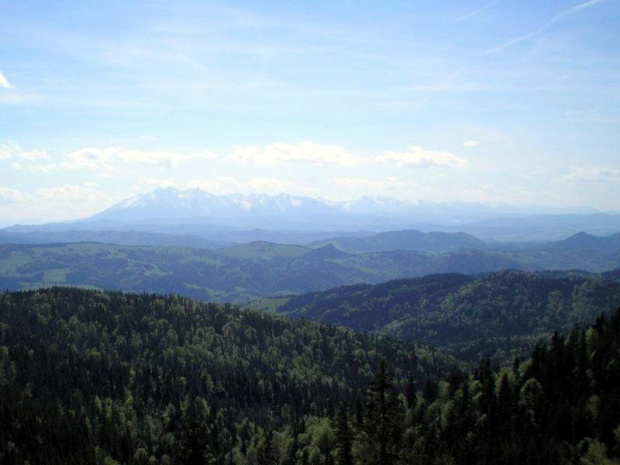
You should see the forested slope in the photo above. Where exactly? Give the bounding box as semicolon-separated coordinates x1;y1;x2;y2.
279;270;620;362
0;288;452;464
1;288;620;464
3;239;620;304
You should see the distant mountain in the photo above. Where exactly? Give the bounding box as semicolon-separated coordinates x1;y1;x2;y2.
4;187;619;241
549;231;620;252
0;229;230;249
91;188;338;222
310;229;484;253
278;270;620;362
458;213;620;241
81;187;609;232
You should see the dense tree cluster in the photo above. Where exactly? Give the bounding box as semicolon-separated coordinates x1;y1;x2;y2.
280;271;620;362
1;287;619;464
0;288;451;464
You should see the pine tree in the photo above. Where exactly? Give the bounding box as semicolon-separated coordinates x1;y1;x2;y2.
363;361;404;465
334;404;353;465
257;430;277;465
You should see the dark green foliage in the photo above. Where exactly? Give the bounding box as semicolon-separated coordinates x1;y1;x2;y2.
334;404;353;465
0;287;451;465
361;362;403;465
1;287;620;464
280;270;620;362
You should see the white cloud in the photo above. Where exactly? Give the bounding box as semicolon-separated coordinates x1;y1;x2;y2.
228;141;466;170
138;177;179;188
335;177;383;187
37;184;103;201
0;141;48;160
335;176;406;189
521;166;547;178
0;187;29;203
562;166;620;183
0;71;11;89
247;178;296;192
376;146;466;168
62;146;214;170
28;163;57;173
188;177;241;194
462;140;480;148
228;141;367;166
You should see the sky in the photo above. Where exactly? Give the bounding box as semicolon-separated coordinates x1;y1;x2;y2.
1;0;619;223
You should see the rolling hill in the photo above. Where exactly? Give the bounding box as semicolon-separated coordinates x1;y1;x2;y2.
1;232;620;304
277;270;620;362
309;229;484;253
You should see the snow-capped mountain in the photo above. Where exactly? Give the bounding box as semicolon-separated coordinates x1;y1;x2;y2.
89;188;600;227
90;188;338;222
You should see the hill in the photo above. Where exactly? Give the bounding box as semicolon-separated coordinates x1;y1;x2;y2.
0;243;523;302
0;287;453;464
278;270;620;362
548;231;620;252
0;229;231;249
1;236;620;304
309;229;484;253
1;288;619;464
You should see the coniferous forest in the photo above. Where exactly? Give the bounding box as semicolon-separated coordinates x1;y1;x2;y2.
1;288;619;464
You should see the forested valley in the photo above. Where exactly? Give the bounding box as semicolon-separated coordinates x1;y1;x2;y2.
1;288;619;464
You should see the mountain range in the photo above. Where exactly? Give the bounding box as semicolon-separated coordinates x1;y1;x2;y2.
5;187;620;241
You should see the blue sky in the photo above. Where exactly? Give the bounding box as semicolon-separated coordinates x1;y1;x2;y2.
1;0;619;222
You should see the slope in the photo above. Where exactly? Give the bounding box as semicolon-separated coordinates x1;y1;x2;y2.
0;287;454;464
278;270;620;362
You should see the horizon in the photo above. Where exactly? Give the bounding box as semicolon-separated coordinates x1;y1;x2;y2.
2;0;620;223
2;185;617;231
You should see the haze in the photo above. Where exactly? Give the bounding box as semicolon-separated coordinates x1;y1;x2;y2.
1;0;619;224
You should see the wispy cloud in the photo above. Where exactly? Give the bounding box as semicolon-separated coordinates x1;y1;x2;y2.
462;140;480;148
62;147;214;170
138;177;179;188
489;0;610;52
227;142;467;169
247;178;296;192
0;71;12;89
450;2;500;24
37;184;103;201
227;141;366;166
335;176;405;189
562;166;620;182
376;146;467;168
188;177;242;194
28;163;58;173
0;141;48;160
0;187;30;203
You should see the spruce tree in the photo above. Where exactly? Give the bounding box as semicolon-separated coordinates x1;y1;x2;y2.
363;361;404;465
334;404;353;465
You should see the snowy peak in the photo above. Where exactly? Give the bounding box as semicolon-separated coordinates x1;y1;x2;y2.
91;188;337;222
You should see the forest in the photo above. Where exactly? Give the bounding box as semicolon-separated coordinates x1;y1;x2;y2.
1;287;619;464
279;270;620;362
2;237;620;303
